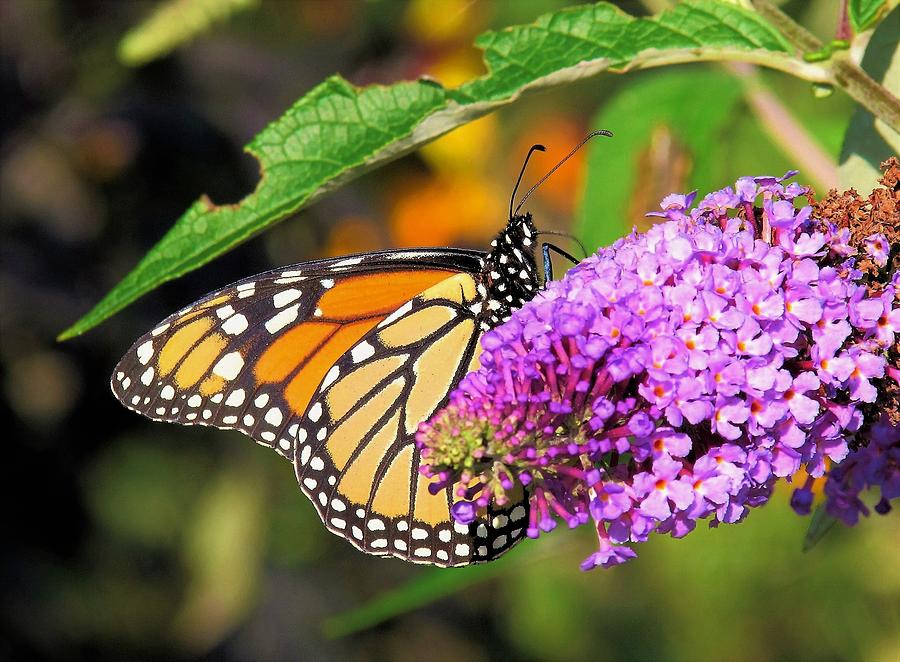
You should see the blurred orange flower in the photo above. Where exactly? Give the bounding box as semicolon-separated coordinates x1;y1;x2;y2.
388;174;503;248
321;215;384;257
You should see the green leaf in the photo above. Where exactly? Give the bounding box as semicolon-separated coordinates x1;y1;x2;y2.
60;77;447;341
839;6;900;192
577;68;744;249
62;0;801;340
456;1;791;104
119;0;259;67
848;0;891;33
803;502;838;552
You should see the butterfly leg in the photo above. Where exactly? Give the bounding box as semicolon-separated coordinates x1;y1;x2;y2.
541;242;580;282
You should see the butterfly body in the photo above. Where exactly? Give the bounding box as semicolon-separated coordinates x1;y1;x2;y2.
112;214;539;566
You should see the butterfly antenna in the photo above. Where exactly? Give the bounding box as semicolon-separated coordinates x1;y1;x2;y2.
536;230;588;258
510;144;546;219
514;129;613;216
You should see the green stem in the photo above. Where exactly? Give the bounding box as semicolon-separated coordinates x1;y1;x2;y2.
751;0;900;133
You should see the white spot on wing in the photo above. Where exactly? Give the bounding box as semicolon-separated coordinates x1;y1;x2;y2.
265;407;283;426
332;256;364;267
140;367;154;385
216;305;234;319
187;395;202;408
136;341;154;365
322;365;340;389
225;389;245;407
160;385;175;400
378;300;412;328
273;288;302;308
212;352;244;380
265;304;300;334
308;402;323;422
222;314;248;335
350;341;375;363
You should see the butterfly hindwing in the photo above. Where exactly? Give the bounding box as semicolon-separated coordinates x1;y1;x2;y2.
294;272;528;565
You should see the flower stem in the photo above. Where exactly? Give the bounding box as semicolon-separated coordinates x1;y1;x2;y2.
751;0;900;133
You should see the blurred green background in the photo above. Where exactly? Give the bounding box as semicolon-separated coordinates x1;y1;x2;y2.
3;1;898;660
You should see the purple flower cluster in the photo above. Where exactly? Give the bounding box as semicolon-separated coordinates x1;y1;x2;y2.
417;172;900;569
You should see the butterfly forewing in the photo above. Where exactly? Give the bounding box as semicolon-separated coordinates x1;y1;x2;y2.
111;250;479;454
111;244;533;567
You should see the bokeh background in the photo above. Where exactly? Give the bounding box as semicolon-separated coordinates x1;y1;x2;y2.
3;1;898;660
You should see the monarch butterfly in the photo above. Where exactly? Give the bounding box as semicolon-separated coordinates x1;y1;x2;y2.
111;130;611;566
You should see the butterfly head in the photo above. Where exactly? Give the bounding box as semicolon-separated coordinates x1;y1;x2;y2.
479;213;539;330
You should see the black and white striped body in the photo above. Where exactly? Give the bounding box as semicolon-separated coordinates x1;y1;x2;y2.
475;214;540;331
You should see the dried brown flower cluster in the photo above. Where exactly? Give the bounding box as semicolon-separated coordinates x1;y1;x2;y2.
813;157;899;277
813;158;899;424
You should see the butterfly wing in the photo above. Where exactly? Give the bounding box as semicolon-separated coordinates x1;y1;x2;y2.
111;249;529;566
294;269;528;565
